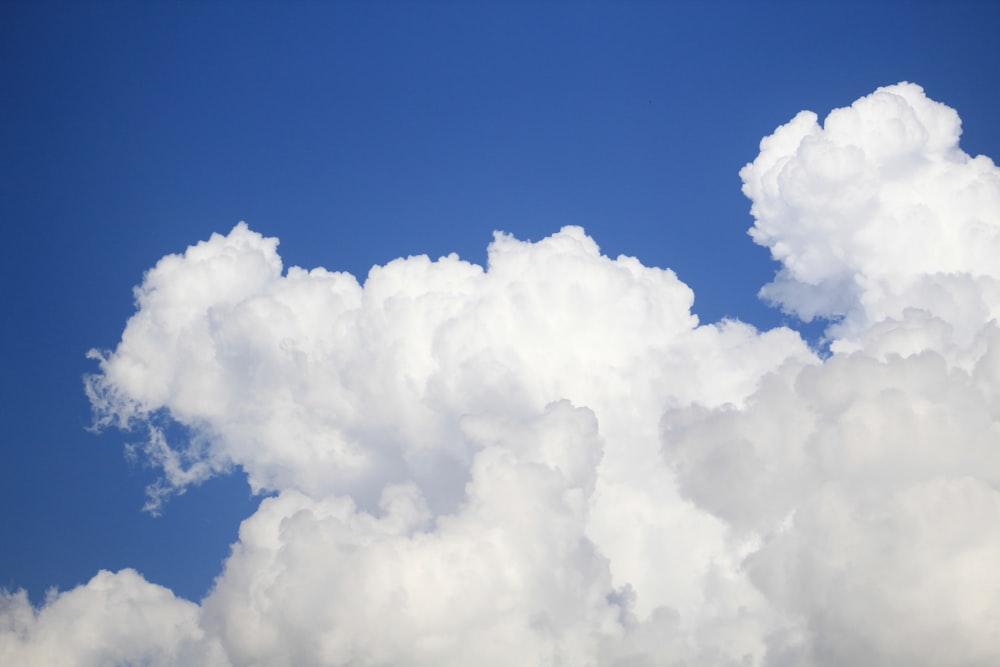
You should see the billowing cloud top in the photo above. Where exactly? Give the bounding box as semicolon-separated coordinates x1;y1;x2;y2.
743;82;1000;351
4;82;1000;667
84;222;805;515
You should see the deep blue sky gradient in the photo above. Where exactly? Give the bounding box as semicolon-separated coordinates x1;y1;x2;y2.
2;0;999;603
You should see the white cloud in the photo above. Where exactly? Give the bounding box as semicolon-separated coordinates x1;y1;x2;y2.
200;403;621;666
76;220;810;665
0;570;226;667
84;221;807;520
665;82;1000;665
663;336;1000;665
742;82;1000;351
5;82;1000;666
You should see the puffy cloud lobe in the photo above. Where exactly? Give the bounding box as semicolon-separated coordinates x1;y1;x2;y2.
0;570;226;666
75;220;810;665
5;82;1000;666
742;82;1000;349
663;333;1000;666
660;83;1000;665
84;221;808;523
201;403;622;667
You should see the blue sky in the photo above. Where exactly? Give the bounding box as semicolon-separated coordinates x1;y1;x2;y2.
2;2;1000;664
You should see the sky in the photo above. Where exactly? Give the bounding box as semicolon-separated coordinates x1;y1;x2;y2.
2;1;1000;665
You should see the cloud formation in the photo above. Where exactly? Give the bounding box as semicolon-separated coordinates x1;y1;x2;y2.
742;82;1000;351
4;82;999;666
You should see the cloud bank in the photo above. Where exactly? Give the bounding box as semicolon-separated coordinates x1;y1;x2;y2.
4;83;1000;666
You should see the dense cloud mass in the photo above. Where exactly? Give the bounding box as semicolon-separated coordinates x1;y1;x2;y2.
4;83;1000;666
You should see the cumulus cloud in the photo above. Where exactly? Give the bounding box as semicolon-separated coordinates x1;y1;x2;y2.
663;333;1000;666
4;82;1000;666
742;82;1000;351
665;82;1000;666
0;569;226;666
83;220;806;523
